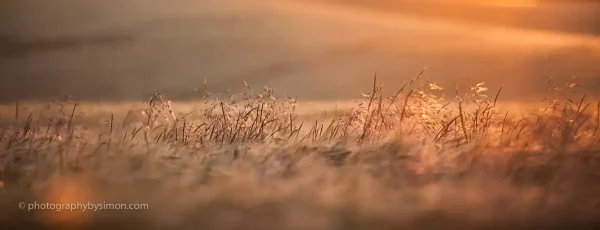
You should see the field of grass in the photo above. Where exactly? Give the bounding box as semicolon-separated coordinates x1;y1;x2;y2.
0;74;599;229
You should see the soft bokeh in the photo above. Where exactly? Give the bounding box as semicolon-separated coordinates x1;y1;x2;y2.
1;0;599;102
1;1;599;229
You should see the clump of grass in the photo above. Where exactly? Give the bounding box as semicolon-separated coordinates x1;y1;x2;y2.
0;74;599;230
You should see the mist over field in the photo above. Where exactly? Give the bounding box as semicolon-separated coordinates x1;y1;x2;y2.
1;0;599;103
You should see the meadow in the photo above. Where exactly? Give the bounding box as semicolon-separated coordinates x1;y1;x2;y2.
2;0;600;229
1;74;599;229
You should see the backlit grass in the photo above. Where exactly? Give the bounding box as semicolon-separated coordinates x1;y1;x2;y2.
0;74;599;230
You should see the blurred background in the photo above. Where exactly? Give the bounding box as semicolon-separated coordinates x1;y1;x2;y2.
1;0;599;103
330;0;600;36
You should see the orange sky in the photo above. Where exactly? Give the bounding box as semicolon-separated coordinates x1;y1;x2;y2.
460;0;539;8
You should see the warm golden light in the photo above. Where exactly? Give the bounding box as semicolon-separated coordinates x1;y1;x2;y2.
460;0;540;8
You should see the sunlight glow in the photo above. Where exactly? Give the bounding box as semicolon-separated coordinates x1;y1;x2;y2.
462;0;540;8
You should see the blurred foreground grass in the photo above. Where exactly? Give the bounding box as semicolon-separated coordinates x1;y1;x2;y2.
0;74;599;229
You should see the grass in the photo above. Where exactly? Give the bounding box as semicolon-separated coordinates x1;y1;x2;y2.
0;73;599;230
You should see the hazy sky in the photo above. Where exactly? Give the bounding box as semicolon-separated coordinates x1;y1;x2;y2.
0;0;599;103
333;0;600;36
